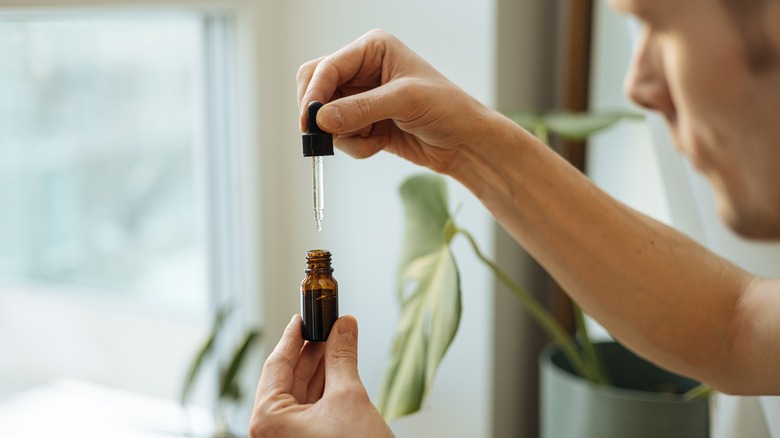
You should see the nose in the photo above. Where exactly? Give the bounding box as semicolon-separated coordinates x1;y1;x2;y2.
624;31;675;118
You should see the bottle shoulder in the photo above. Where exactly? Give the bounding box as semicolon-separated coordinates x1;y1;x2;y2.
301;275;338;290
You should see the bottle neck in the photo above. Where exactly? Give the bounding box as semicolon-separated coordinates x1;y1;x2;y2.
305;249;333;274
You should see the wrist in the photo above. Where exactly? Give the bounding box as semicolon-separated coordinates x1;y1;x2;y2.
446;105;539;213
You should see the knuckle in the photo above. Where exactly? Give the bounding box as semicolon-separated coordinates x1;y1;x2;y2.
395;77;422;98
364;28;390;41
296;62;314;82
296;59;320;82
363;29;399;51
393;78;428;117
332;381;369;401
262;354;284;373
330;344;358;365
353;97;374;121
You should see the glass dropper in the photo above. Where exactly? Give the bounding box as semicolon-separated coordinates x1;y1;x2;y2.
313;155;324;231
302;101;334;231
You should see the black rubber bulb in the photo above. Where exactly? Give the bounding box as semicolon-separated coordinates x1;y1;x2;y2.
302;101;334;157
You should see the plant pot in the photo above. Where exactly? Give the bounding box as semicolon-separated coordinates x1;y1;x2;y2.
540;341;709;438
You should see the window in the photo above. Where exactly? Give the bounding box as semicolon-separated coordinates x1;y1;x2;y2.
0;12;235;408
0;14;208;312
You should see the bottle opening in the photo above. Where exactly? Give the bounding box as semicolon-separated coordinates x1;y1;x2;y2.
305;249;333;273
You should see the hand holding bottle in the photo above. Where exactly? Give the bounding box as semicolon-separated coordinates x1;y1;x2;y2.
250;314;394;438
297;29;508;176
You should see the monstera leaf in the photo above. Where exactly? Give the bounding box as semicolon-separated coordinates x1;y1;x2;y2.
505;110;643;141
377;174;461;421
544;110;643;140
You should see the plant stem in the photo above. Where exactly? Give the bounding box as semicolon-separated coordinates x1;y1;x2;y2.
682;383;713;401
573;305;610;385
533;124;550;146
455;228;604;383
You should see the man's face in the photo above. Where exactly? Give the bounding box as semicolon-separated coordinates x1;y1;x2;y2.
612;0;780;239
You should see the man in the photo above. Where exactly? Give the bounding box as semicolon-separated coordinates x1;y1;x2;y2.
250;0;780;435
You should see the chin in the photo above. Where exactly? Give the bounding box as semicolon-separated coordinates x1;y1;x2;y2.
719;202;780;240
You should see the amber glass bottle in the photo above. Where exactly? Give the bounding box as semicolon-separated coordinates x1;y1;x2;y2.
301;249;339;342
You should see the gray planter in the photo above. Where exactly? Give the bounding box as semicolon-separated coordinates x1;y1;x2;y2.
540;341;709;438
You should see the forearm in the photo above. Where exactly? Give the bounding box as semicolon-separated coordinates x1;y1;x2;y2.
449;107;771;392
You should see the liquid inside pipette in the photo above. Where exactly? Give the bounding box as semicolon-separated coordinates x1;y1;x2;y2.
313;155;324;231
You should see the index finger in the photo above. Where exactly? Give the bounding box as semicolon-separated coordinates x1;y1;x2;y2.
298;29;395;131
296;56;326;118
255;314;305;398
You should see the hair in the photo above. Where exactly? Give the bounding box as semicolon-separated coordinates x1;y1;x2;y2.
720;0;779;71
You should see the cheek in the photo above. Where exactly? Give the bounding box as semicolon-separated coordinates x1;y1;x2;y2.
721;71;780;205
661;38;750;171
662;23;747;126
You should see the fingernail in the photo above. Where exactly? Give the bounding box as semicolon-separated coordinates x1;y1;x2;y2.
337;320;350;335
337;316;353;336
318;105;343;130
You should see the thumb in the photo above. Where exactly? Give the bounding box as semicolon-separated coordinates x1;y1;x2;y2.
324;315;361;388
316;84;408;134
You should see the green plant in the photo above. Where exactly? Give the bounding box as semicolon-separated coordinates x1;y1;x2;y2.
181;307;262;436
505;109;643;143
377;111;711;420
